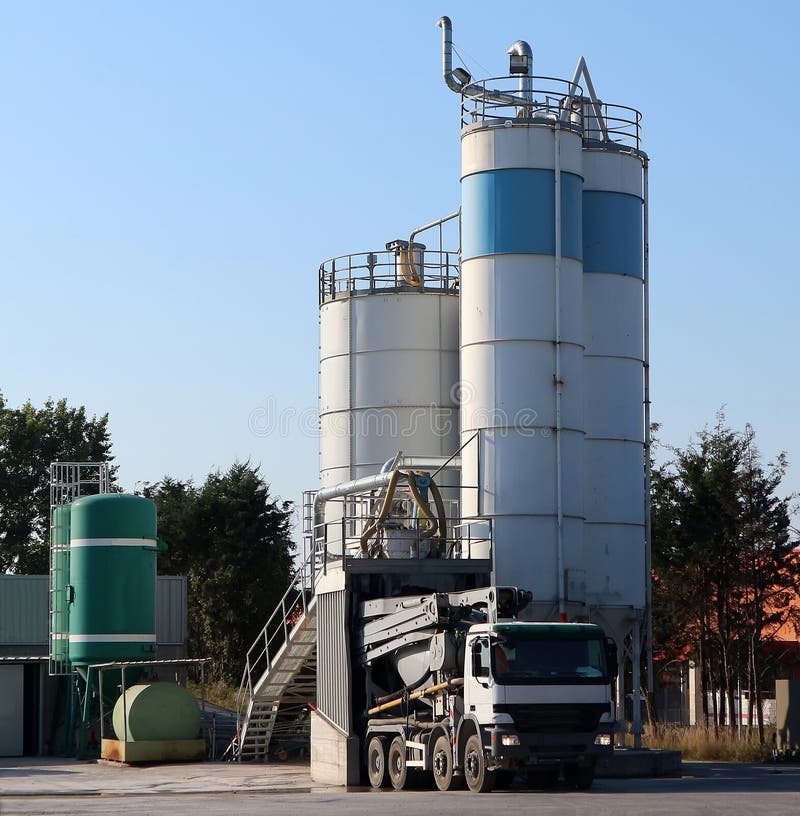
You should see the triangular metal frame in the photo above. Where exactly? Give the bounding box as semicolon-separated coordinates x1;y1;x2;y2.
561;56;610;142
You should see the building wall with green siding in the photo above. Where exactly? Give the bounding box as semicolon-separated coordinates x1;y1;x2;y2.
0;575;187;657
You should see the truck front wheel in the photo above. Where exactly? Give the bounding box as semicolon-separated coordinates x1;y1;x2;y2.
388;736;408;790
463;734;495;793
367;736;389;789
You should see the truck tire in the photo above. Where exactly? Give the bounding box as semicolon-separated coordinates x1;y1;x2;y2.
463;734;495;793
388;735;408;790
432;734;455;791
367;735;389;789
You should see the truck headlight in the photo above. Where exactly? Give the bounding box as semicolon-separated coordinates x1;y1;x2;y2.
594;734;612;746
501;734;520;746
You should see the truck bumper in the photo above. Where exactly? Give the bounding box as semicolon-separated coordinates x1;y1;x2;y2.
488;727;613;769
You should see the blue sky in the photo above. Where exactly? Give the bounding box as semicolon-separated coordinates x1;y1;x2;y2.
2;1;798;534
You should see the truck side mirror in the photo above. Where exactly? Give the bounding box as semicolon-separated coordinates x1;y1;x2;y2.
605;639;619;681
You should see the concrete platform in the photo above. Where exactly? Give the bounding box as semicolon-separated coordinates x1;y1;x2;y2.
596;748;682;778
0;757;316;797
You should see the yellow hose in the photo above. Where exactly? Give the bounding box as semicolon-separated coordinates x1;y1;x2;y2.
399;248;422;287
359;469;401;552
428;479;448;545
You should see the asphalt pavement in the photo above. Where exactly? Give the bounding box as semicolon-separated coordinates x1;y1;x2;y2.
2;758;800;816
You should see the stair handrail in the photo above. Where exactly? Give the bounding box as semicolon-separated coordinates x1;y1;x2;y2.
233;541;325;756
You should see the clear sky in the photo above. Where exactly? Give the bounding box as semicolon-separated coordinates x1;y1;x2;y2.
3;1;799;537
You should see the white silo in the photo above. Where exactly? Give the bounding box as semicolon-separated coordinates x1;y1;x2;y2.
449;41;586;616
318;245;460;546
439;19;648;629
582;144;647;616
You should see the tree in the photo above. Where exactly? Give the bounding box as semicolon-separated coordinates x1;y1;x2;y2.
0;392;114;574
651;412;798;738
145;462;296;685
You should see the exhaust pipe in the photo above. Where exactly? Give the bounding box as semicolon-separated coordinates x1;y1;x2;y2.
436;16;527;109
437;16;470;93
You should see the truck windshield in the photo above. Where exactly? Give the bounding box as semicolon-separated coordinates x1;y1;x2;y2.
490;634;607;684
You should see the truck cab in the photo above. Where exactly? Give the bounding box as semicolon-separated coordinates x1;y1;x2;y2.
359;587;616;793
462;622;615;789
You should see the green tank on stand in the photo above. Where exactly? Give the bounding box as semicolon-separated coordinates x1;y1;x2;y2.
68;494;159;668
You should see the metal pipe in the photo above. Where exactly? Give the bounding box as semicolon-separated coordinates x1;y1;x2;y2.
409;210;460;243
436;16;465;93
554;122;565;619
643;157;653;694
632;618;643;749
507;40;533;104
399;454;462;473
436;16;520;108
407;210;460;285
313;470;396;531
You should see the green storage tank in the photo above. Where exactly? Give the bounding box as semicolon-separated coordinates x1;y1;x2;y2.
112;683;201;741
68;494;159;666
50;504;72;666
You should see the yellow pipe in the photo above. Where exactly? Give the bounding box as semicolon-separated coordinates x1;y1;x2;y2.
428;479;448;545
399;248;422;287
367;678;461;716
359;469;401;552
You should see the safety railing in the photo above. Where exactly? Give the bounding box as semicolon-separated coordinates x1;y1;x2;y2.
306;476;493;568
460;75;642;151
319;249;459;304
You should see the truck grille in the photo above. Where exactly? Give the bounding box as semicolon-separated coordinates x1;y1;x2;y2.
494;704;609;734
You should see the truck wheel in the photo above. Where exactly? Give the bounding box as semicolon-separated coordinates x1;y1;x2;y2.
432;735;455;791
463;734;495;793
565;762;595;790
387;735;408;790
367;735;389;789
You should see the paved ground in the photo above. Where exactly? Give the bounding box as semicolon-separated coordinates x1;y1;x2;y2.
2;759;800;815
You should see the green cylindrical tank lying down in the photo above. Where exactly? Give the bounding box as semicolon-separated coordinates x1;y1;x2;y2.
68;493;159;666
112;683;201;741
50;504;72;665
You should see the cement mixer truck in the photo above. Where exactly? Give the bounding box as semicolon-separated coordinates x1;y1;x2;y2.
358;586;616;793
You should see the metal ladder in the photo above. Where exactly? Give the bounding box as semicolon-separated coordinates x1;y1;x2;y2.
48;462;110;676
230;528;322;762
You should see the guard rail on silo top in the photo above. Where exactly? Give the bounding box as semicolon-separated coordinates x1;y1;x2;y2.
458;76;642;152
68;494;162;668
319;247;459;304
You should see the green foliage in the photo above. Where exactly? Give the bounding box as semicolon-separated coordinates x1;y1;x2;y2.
0;392;114;574
652;412;798;738
145;462;296;685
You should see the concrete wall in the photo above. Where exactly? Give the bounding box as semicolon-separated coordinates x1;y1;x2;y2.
310;710;359;786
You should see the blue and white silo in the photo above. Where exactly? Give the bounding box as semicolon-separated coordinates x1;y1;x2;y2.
582;145;647;617
457;83;586;616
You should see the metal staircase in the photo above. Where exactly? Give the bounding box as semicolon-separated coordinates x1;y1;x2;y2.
230;534;322;762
